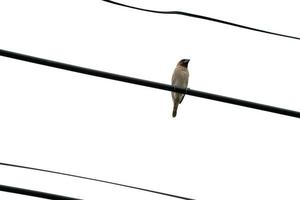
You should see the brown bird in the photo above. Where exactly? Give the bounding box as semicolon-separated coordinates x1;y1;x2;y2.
171;59;190;117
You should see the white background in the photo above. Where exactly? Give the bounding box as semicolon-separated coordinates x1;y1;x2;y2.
1;0;300;199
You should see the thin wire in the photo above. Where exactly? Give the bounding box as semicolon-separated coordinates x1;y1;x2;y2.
0;184;81;200
0;48;299;119
0;162;195;200
101;0;300;41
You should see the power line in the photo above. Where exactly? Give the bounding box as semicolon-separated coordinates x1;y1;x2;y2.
101;0;300;41
0;162;195;200
0;49;299;119
1;48;300;118
0;184;81;200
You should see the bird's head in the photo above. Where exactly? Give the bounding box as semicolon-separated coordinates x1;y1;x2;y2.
178;59;190;68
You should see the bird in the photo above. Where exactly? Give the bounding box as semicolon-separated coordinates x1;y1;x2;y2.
171;59;190;117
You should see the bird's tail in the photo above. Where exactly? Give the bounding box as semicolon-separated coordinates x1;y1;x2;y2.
172;102;179;118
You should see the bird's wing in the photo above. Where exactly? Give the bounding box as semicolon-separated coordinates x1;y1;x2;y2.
180;94;185;103
171;68;177;85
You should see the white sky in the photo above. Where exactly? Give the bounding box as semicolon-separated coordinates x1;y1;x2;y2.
1;0;300;199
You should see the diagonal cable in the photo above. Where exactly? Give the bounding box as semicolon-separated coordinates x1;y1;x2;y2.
0;48;299;118
0;184;81;200
101;0;300;40
0;162;195;200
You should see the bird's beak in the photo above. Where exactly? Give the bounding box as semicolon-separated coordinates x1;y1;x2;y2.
185;59;190;64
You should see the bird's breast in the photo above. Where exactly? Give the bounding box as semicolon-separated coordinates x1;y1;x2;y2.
173;69;189;88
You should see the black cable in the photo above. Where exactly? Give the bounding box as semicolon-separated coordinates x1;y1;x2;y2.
0;184;81;200
0;48;299;118
0;162;195;200
0;48;300;118
101;0;300;41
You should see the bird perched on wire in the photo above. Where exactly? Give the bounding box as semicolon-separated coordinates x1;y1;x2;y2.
171;59;190;117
